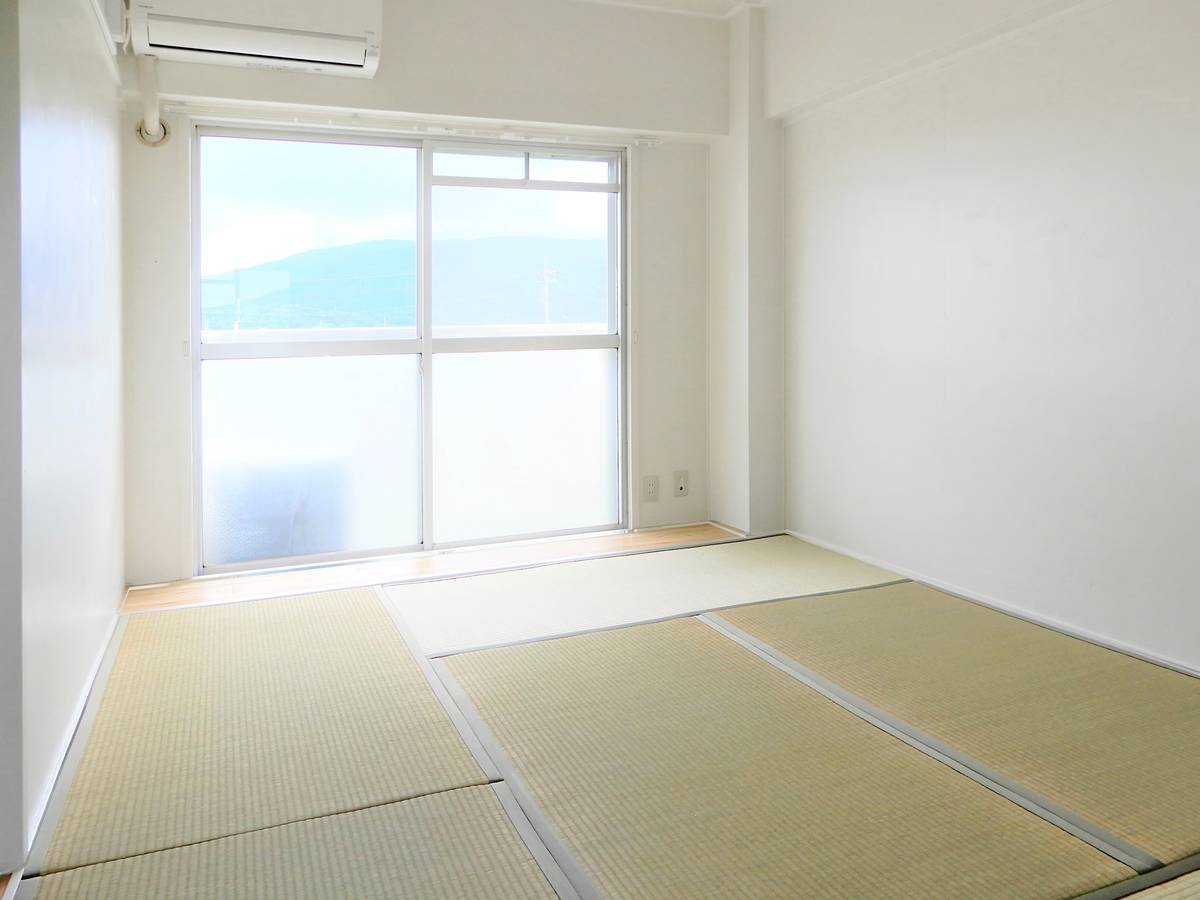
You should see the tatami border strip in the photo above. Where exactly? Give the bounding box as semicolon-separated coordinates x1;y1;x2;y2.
424;578;911;659
429;658;604;900
697;613;1163;875
373;586;502;781
491;783;582;900
1075;852;1200;900
24;617;130;879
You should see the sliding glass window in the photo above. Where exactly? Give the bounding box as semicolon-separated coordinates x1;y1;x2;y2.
196;131;624;572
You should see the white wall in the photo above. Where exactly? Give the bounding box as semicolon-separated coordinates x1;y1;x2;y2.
122;111;192;586
19;0;124;851
0;0;24;874
631;142;710;529
707;139;750;529
766;0;1087;117
141;0;729;137
780;0;1200;670
707;7;784;536
742;10;784;537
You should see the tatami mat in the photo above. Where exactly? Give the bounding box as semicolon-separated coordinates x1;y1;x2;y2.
41;588;489;873
445;617;1132;899
387;534;897;655
1133;871;1200;899
24;786;556;900
719;582;1200;864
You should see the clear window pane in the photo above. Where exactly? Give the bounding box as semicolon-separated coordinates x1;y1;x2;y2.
529;156;613;184
202;356;421;566
433;151;525;180
432;187;613;336
433;350;619;543
200;137;418;339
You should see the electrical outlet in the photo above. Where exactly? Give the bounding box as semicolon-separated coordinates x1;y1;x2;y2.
673;470;689;498
643;475;660;502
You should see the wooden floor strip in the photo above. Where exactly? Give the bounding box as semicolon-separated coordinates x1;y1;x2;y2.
122;524;735;614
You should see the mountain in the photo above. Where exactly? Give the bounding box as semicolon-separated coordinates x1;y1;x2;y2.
201;237;608;332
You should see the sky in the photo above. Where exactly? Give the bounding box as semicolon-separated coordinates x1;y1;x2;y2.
200;135;612;276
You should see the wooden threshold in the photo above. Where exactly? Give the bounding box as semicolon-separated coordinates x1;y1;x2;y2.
121;523;739;615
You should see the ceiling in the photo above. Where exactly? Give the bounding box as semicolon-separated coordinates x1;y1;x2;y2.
569;0;765;19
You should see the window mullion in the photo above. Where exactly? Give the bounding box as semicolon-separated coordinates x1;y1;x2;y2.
199;339;421;361
419;141;435;551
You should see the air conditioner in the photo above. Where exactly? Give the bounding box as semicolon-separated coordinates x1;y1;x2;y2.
129;0;381;78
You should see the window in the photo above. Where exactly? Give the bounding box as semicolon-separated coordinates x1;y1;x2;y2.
432;187;613;336
201;356;422;565
196;132;624;571
200;137;418;339
433;349;619;544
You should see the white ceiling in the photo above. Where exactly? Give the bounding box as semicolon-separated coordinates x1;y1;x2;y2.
570;0;765;19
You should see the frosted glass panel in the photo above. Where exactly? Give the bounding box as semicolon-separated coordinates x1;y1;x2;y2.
199;137;418;338
202;356;421;566
432;186;613;336
434;350;619;543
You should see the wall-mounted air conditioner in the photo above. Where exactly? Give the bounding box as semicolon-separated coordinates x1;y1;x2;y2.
129;0;381;78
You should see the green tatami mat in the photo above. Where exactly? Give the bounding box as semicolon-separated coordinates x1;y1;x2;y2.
719;582;1200;863
445;617;1132;899
23;786;556;900
42;589;489;873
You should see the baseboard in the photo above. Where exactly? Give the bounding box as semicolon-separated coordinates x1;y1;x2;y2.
23;612;119;862
787;531;1200;679
708;520;749;538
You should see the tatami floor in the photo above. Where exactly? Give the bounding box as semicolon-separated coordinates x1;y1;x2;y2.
12;534;1200;898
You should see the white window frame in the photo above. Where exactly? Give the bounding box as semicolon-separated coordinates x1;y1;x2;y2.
191;125;629;574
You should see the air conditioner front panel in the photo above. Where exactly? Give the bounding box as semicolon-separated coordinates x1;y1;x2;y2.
129;0;381;78
147;16;367;67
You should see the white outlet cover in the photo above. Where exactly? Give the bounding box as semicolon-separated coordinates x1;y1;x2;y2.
643;475;660;502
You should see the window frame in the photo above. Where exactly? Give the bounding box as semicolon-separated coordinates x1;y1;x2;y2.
191;125;628;574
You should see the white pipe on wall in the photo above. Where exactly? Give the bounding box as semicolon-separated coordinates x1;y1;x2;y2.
135;55;169;145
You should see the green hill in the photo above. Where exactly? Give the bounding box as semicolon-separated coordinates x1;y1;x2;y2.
202;237;608;331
